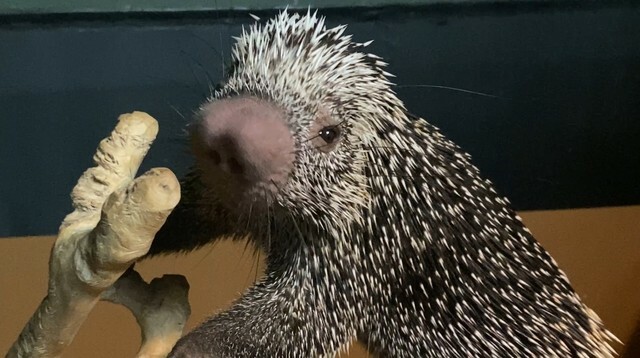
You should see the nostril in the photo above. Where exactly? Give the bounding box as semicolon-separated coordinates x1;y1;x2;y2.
227;157;244;175
209;150;222;165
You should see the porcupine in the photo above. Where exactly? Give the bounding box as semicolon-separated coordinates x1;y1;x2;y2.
147;10;618;357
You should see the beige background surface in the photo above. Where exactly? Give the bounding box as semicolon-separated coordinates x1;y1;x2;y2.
2;205;639;357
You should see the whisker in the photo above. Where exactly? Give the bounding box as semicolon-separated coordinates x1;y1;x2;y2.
289;140;340;155
188;30;224;65
229;203;243;233
169;104;188;122
288;142;428;158
269;178;316;301
188;239;221;272
179;49;217;98
245;200;254;233
296;158;428;180
265;192;273;255
396;84;502;99
397;84;542;102
218;25;225;78
213;0;227;78
142;73;203;98
254;249;261;284
297;117;350;146
289;119;352;155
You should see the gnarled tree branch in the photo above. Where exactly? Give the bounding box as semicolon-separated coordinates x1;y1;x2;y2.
7;112;188;358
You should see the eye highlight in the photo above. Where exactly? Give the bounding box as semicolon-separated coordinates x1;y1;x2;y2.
318;126;340;144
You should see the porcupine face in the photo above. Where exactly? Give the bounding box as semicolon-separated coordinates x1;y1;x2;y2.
191;11;397;234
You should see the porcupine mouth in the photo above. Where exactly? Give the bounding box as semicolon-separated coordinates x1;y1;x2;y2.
204;164;286;214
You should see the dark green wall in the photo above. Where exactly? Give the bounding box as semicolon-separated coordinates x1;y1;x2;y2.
0;0;570;15
1;2;639;237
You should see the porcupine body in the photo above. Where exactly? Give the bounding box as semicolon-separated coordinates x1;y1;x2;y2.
149;10;617;357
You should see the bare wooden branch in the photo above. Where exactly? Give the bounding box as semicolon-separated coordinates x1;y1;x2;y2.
102;270;191;358
7;112;184;358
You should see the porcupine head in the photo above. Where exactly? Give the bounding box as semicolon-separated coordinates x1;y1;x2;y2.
155;9;618;358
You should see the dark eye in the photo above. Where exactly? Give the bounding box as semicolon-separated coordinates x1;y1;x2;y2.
319;126;340;144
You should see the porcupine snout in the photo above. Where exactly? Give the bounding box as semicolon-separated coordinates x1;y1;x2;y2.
193;96;295;209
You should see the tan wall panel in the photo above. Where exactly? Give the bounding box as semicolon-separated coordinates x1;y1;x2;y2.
521;206;640;355
1;206;639;357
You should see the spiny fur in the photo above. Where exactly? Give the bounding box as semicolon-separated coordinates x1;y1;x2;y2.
157;9;618;357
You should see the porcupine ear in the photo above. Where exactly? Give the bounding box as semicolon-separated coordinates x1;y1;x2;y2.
145;169;221;257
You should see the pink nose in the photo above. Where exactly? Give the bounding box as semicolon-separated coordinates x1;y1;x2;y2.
193;96;294;202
